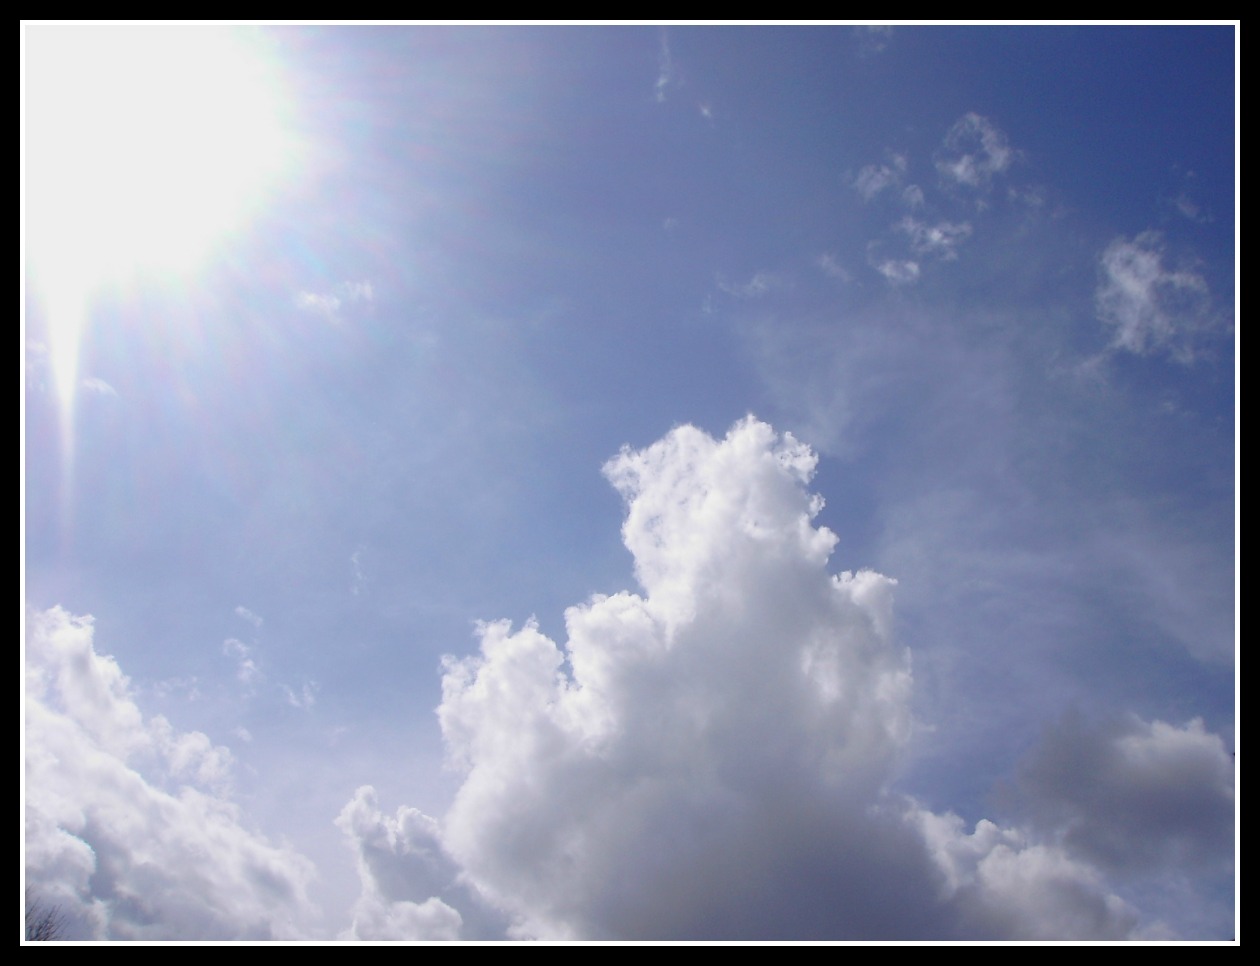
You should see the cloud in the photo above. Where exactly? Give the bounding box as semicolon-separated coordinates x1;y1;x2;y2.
235;605;263;627
717;270;784;299
874;258;920;285
347;418;1148;939
223;637;261;686
282;681;318;710
654;29;674;103
901;184;925;208
1172;193;1211;223
852;153;908;201
1095;231;1211;357
854;25;893;57
815;252;853;283
335;787;465;940
897;217;973;260
295;291;341;318
81;376;117;396
294;280;374;322
1017;713;1234;875
24;607;315;939
936;113;1014;188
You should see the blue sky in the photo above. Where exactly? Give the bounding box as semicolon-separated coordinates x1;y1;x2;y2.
23;25;1235;941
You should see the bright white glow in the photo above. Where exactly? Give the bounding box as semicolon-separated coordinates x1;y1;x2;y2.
23;25;295;494
26;26;291;285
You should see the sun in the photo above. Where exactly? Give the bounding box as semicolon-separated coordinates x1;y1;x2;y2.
25;25;293;284
23;25;296;490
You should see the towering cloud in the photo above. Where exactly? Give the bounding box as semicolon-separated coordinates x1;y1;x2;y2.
345;418;1149;940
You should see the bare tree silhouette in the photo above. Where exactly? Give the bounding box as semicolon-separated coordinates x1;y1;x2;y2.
25;891;67;941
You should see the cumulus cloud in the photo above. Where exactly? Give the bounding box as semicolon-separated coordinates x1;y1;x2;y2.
342;418;1157;939
1017;713;1234;875
24;607;315;939
335;787;466;940
936;113;1014;188
1095;232;1211;357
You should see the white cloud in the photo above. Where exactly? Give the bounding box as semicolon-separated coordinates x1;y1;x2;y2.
295;291;341;318
936;113;1014;188
223;637;261;686
854;25;893;57
24;607;316;939
874;258;920;285
347;418;1146;939
901;184;925;208
897;217;973;260
852;153;908;201
1095;231;1211;357
335;787;465;940
912;809;1138;940
654;29;674;103
235;605;263;627
282;681;319;710
294;280;374;322
81;376;117;396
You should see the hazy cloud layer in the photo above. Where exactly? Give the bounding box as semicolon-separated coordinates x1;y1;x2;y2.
24;608;316;939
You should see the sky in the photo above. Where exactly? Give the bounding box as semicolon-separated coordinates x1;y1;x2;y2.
22;24;1236;942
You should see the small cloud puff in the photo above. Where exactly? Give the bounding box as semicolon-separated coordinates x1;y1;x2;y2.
874;258;921;285
936;113;1015;189
897;217;973;260
295;280;374;322
852;152;908;201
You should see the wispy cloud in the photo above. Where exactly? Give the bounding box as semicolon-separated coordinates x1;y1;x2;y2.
854;25;894;57
654;29;674;103
1095;231;1210;357
282;681;318;710
815;252;853;283
897;217;973;260
873;258;920;285
717;270;785;299
852;153;908;201
936;113;1015;188
234;605;263;628
222;637;261;686
294;280;374;322
80;376;117;396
